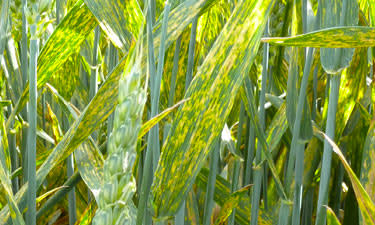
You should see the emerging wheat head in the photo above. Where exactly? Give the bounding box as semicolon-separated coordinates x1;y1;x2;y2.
92;53;146;225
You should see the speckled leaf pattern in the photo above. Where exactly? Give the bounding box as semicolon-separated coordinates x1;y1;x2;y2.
314;126;375;225
83;0;143;51
196;168;273;225
360;121;375;205
0;0;218;220
262;27;375;48
151;0;275;218
8;0;97;127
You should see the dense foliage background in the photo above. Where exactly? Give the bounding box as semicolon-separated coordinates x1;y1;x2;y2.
0;0;375;224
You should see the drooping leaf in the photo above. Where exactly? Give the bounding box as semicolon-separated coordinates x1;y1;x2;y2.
313;126;375;225
151;0;276;218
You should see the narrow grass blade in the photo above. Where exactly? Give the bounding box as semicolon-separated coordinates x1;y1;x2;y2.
151;0;276;218
314;127;375;225
26;20;39;225
138;98;188;140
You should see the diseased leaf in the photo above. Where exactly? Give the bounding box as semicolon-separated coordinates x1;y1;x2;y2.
262;26;375;48
151;0;276;217
83;0;144;51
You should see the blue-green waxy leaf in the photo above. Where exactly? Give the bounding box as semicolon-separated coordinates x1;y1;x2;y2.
6;0;97;129
151;0;276;218
262;27;375;48
319;0;358;74
83;0;144;51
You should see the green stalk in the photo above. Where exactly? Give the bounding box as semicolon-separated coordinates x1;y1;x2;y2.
250;22;269;225
26;18;39;225
314;74;341;225
137;1;170;224
301;187;314;225
106;43;118;137
89;26;100;101
202;140;219;225
290;48;314;225
185;16;198;91
315;0;347;222
244;123;255;185
7;104;18;193
312;67;318;121
21;0;28;185
228;102;245;225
